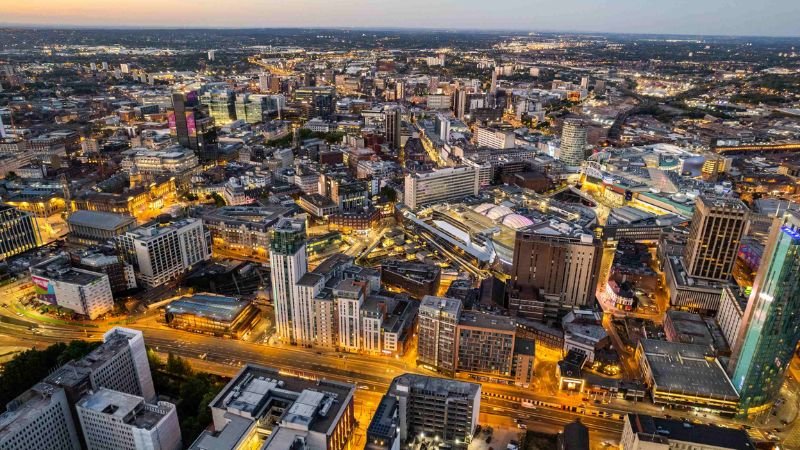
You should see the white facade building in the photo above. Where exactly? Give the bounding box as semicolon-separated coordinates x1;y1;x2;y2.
117;219;211;288
0;383;82;450
404;166;479;210
558;119;588;167
120;147;199;175
335;279;364;352
77;389;181;450
475;127;515;149
30;258;114;320
269;218;310;345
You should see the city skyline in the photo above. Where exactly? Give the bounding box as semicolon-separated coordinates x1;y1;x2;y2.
2;0;800;37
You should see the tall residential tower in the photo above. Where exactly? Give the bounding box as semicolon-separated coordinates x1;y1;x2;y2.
269;217;309;345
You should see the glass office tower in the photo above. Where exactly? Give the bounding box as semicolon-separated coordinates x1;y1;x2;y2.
731;211;800;415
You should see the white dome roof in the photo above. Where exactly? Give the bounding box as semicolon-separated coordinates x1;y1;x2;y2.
502;214;534;230
473;203;496;214
485;205;515;221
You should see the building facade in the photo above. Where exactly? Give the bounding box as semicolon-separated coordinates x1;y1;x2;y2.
730;212;800;415
117;218;211;288
0;204;41;260
404;166;479;210
683;196;748;282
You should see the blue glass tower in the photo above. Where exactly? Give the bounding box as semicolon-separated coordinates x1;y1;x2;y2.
731;212;800;415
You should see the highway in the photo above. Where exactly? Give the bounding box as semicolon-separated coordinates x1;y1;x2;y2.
0;282;785;445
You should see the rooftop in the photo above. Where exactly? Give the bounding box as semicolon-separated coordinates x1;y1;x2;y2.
77;388;167;430
626;413;753;450
67;210;136;231
166;293;252;322
389;374;480;399
210;364;354;437
639;339;738;401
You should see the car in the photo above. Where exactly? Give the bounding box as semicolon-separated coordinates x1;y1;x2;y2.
517;423;527;430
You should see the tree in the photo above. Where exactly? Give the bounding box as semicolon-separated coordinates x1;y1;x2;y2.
0;341;100;407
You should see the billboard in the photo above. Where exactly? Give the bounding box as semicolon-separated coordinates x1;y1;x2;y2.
167;111;176;130
31;275;57;304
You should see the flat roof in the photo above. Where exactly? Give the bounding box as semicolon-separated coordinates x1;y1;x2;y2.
166;294;252;322
626;414;753;450
211;364;354;437
77;389;165;430
458;311;516;332
639;339;738;400
68;210;135;231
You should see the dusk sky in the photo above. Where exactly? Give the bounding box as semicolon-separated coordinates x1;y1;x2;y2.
3;0;799;37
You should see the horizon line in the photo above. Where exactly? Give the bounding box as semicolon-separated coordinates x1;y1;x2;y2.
1;23;799;39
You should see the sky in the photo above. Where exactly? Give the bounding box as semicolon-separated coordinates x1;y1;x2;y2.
3;0;799;37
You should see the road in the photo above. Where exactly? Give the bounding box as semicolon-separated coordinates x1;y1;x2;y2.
0;282;793;445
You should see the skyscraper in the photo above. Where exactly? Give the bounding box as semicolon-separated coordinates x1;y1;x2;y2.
168;91;217;161
558;119;588;167
683;196;748;281
730;211;800;415
385;107;402;150
0;203;41;260
269;217;308;345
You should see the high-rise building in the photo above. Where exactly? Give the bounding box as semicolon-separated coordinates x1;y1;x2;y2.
269;217;309;344
729;211;800;415
385;107;402;150
0;383;82;450
510;220;602;321
117;218;211;288
388;374;480;449
200;89;236;125
417;296;462;376
168;92;217;161
192;364;355;450
683;196;748;281
558;119;588;167
0;203;42;260
404;166;479;210
77;389;181;450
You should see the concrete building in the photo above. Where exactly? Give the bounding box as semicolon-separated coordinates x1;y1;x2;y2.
0;203;41;260
119;147;199;175
621;414;753;450
716;285;748;350
456;311;516;379
366;396;400;450
0;383;82;450
67;211;136;245
117;218;211;288
510;220;602;322
77;389;181;450
387;374;480;449
558;119;587;167
202;205;293;261
417;296;463;376
190;364;355;450
683;196;748;282
635;339;739;414
404;166;479;210
475;127;515;149
30;256;114;320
